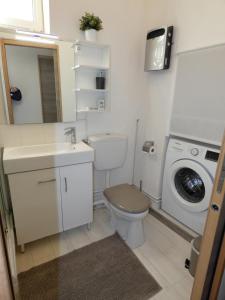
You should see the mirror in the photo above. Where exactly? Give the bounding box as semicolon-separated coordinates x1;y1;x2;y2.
0;39;76;124
6;45;61;124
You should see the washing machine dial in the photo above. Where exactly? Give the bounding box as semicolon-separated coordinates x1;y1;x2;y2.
191;148;199;156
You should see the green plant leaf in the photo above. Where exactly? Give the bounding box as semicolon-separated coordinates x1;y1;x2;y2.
79;12;103;31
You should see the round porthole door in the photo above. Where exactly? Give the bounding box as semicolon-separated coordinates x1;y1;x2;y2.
168;160;213;212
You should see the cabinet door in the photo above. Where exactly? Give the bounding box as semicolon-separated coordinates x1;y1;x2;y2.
8;168;62;245
60;163;93;231
57;41;76;122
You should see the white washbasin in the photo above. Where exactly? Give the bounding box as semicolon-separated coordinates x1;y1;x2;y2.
3;142;94;174
5;143;76;158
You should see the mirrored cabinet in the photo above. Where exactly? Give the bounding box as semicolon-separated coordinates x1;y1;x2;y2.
0;36;110;125
0;38;76;124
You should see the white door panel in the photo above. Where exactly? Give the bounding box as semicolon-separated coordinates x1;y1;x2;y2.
58;41;76;122
9;168;62;245
60;163;93;231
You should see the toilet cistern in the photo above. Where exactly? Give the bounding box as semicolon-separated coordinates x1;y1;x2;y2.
88;133;128;187
64;127;76;145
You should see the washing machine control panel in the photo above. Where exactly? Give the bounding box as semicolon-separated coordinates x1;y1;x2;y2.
191;148;200;156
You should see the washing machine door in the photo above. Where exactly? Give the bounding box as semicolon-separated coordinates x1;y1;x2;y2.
169;159;213;212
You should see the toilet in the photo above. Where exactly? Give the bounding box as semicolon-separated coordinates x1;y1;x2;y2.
88;133;150;249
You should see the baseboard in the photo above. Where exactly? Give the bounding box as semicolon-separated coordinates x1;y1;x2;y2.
149;208;198;242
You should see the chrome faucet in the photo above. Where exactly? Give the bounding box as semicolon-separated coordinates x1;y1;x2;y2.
64;127;76;144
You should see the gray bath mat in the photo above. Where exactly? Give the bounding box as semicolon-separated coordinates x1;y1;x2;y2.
18;234;161;300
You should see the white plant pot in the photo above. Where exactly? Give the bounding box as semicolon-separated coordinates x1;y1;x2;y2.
85;29;97;42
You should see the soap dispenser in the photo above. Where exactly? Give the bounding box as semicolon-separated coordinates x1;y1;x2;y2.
96;71;105;89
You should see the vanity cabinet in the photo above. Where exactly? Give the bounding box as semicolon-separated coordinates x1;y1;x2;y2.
8;163;93;246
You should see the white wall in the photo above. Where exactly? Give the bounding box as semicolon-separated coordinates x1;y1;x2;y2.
139;0;225;199
0;0;148;194
49;0;147;187
1;0;224;199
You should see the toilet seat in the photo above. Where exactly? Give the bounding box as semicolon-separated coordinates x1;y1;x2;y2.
104;184;150;214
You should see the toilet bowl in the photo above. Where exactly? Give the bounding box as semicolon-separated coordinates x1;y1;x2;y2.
108;205;149;249
88;133;150;249
104;184;150;249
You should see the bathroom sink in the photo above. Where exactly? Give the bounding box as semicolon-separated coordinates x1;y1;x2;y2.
5;143;76;157
3;142;94;174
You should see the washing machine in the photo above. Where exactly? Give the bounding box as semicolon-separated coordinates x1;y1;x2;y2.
162;137;220;234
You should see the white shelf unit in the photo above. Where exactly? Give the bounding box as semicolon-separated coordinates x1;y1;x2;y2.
75;88;108;93
72;64;109;71
73;40;110;114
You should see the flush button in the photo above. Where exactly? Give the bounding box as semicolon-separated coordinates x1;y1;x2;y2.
191;148;199;156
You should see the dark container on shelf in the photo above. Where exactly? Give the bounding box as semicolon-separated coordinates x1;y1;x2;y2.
96;74;105;89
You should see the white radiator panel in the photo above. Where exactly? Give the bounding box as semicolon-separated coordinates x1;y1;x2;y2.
170;45;225;146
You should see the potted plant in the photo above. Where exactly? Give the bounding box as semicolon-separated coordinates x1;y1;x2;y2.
79;12;103;42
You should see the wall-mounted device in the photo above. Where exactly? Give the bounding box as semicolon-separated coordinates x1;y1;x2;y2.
145;26;173;71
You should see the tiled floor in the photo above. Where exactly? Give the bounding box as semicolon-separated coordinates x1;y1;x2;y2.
16;207;193;300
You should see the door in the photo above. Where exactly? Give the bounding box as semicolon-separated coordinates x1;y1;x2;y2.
210;234;225;299
8;168;63;245
169;160;213;212
191;132;225;299
60;163;93;231
57;41;76;122
0;224;13;300
38;55;59;123
0;148;16;295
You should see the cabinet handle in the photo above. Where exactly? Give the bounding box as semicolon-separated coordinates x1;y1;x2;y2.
64;177;68;192
38;179;56;184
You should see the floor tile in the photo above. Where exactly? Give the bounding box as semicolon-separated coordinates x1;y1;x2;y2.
16;208;193;299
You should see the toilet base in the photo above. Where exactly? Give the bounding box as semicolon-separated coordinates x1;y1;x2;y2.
108;203;148;249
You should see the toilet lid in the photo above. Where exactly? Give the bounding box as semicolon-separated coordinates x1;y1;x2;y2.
104;184;150;214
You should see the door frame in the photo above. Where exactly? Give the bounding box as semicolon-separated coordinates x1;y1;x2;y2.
191;132;225;299
209;233;225;299
0;214;14;299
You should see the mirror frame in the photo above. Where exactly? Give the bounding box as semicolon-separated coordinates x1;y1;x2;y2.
0;39;62;124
